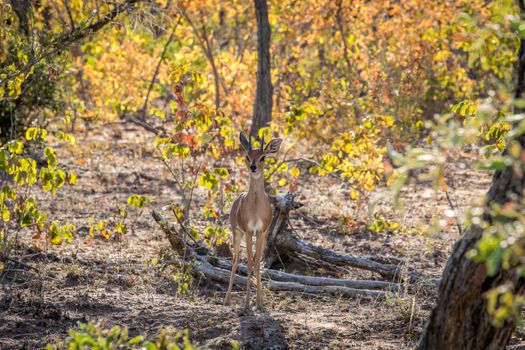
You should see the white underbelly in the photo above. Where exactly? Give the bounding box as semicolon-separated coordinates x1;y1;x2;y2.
247;218;264;233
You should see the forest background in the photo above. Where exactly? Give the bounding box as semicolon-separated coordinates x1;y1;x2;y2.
2;0;525;349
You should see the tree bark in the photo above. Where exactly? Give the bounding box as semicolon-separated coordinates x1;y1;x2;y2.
250;0;272;138
273;231;423;283
10;0;31;35
418;2;525;348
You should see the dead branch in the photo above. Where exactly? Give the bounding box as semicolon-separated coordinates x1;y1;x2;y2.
142;16;182;118
125;115;167;136
210;257;402;292
151;189;427;301
151;209;390;299
267;193;424;283
274;233;422;283
151;209;187;251
195;256;386;299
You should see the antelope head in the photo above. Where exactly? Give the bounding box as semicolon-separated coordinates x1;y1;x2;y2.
239;131;282;179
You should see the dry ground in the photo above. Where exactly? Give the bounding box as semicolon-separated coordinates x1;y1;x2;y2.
0;122;520;349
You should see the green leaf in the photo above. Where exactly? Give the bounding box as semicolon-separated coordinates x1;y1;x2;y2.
127;335;144;345
214;167;229;179
127;194;151;208
44;147;57;167
8;141;23;155
143;342;158;350
198;172;218;190
478;159;508;171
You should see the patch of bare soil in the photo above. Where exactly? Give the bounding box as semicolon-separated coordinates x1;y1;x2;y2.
0;122;510;349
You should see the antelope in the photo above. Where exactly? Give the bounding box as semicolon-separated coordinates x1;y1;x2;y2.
224;131;282;311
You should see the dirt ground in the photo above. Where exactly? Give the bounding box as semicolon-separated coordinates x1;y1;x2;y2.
0;122;521;349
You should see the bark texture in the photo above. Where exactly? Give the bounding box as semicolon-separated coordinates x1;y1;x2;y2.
10;0;31;35
418;2;525;347
250;0;272;137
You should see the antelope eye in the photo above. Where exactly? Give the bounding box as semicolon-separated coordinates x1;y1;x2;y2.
260;156;266;162
245;156;250;162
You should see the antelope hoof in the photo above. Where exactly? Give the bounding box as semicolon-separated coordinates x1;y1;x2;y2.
224;295;232;306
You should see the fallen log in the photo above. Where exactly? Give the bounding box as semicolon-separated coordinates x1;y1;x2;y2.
267;194;424;283
195;256;386;299
274;233;423;283
151;209;395;298
151;191;428;300
210;257;402;292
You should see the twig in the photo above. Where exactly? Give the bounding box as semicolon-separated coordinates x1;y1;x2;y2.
185;134;218;218
444;175;463;236
142;16;182;118
296;211;322;226
180;9;226;110
125;115;166;135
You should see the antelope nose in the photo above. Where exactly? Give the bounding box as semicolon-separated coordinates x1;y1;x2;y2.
250;164;257;172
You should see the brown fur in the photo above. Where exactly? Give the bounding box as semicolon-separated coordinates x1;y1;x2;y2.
224;132;282;311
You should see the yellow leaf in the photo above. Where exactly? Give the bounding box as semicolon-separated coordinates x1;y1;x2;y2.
2;208;9;222
50;235;62;245
69;172;77;185
383;115;395;126
290;168;300;177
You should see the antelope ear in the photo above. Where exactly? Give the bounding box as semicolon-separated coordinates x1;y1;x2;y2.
264;138;282;154
239;131;250;151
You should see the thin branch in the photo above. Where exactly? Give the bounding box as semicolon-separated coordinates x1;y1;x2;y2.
445;190;463;236
180;9;226;110
160;157;188;205
142;15;182;118
63;0;76;31
125;115;166;135
185;134;218;217
0;0;142;87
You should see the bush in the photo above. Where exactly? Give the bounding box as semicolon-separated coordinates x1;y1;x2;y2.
47;321;195;350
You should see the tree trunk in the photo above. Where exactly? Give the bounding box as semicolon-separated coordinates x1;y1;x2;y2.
250;0;272;138
10;0;31;35
418;2;525;348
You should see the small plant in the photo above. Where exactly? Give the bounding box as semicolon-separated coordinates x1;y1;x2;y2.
153;249;197;296
47;321;195;350
154;66;237;250
88;194;152;240
1;127;77;256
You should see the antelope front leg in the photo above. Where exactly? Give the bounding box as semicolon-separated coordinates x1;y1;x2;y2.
245;231;253;311
254;231;267;311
